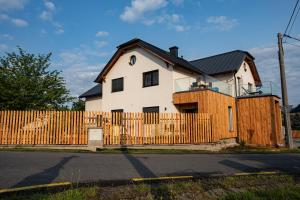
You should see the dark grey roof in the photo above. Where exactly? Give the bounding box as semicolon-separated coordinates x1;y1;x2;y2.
190;50;254;75
79;84;102;98
95;38;205;82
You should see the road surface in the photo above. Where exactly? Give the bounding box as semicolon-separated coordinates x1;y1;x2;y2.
0;151;300;189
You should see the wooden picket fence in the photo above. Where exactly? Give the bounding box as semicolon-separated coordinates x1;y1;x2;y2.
0;111;213;146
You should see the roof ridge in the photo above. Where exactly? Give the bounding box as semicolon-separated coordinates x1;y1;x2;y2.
189;50;246;62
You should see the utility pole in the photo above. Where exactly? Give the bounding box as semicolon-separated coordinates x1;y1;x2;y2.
277;33;294;149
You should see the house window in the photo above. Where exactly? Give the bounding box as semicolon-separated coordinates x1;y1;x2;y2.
143;70;159;87
111;109;123;125
143;106;159;124
248;83;253;93
112;77;123;92
228;106;233;131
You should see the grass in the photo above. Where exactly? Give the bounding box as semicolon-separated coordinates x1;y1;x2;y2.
1;174;300;200
221;186;300;200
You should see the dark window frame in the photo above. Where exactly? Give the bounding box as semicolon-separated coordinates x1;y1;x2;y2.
143;70;159;88
143;106;159;124
111;77;124;93
111;109;123;125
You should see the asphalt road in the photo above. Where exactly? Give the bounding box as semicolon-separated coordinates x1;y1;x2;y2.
0;151;300;189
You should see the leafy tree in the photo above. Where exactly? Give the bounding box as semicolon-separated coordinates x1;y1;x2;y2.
291;104;300;113
71;99;85;111
0;47;73;110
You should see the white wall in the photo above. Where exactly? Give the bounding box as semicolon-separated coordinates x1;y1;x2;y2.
235;61;255;96
101;47;194;113
85;96;102;111
213;61;255;97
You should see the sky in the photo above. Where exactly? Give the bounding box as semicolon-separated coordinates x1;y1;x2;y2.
0;0;299;106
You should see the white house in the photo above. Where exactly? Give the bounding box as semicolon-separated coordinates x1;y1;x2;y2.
79;38;262;112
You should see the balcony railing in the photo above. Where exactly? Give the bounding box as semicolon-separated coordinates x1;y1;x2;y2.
174;75;278;98
237;81;279;97
174;75;233;96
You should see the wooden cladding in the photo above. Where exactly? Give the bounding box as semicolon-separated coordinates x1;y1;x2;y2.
173;89;237;142
237;96;284;146
0;111;88;145
0;111;213;146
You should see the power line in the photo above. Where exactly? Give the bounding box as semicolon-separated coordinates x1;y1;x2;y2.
288;3;300;35
284;34;300;42
284;0;300;35
284;41;300;47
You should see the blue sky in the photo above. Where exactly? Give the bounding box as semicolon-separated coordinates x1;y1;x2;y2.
0;0;299;105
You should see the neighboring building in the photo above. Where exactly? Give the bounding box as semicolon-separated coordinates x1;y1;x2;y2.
80;38;262;112
79;84;102;111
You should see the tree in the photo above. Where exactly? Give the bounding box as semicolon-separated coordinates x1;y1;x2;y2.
0;47;73;110
71;99;85;111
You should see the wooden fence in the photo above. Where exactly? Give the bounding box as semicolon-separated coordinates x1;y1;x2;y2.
0;111;213;146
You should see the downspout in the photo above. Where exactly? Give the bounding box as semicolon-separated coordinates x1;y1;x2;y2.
234;72;240;144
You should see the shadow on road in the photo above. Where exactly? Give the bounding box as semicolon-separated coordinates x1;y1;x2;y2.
120;147;174;199
13;155;78;188
219;154;300;174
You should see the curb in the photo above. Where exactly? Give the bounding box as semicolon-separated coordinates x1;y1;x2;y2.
0;182;71;195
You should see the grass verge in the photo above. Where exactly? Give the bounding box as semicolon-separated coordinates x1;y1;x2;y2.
1;174;300;200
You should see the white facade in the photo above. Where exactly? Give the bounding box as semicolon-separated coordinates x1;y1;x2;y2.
100;47;195;113
84;47;257;111
85;96;102;111
213;61;256;97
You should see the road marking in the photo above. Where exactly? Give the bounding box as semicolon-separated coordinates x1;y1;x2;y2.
132;176;193;182
234;171;279;176
0;182;71;194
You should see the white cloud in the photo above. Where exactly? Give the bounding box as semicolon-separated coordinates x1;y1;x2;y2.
0;13;9;20
0;0;27;12
249;42;300;105
174;25;186;32
0;33;14;40
62;63;102;97
44;1;55;11
57;46;108;97
94;41;108;48
0;14;28;27
120;0;188;32
95;31;109;37
120;0;167;22
54;28;64;35
171;0;184;6
0;43;8;51
11;18;28;27
40;0;56;21
39;0;64;35
206;16;238;31
40;10;52;21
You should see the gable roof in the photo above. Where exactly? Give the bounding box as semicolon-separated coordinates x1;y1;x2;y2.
94;38;204;83
190;50;262;86
79;84;102;98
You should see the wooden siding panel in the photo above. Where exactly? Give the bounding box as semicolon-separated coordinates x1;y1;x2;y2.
237;96;283;146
